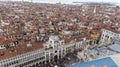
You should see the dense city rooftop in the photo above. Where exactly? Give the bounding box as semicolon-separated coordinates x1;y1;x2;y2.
0;2;120;61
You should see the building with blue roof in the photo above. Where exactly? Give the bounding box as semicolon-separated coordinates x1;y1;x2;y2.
108;44;120;52
67;57;118;67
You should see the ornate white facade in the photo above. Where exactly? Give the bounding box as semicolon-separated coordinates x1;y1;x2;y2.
0;35;89;67
100;29;120;44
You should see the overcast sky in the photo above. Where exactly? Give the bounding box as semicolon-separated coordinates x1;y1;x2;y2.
4;0;120;4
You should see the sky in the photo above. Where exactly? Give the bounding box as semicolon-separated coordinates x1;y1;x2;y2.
3;0;120;4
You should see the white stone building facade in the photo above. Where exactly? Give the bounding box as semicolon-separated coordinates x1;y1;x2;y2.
0;35;89;67
100;29;120;44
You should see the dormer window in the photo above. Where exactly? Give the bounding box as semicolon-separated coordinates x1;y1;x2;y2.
0;51;4;56
54;41;59;44
45;46;47;48
61;42;64;45
50;41;52;43
1;45;3;48
55;51;57;53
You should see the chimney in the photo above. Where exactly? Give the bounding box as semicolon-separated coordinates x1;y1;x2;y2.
27;42;32;47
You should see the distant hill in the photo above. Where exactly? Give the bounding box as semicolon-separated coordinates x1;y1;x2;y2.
72;2;117;6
